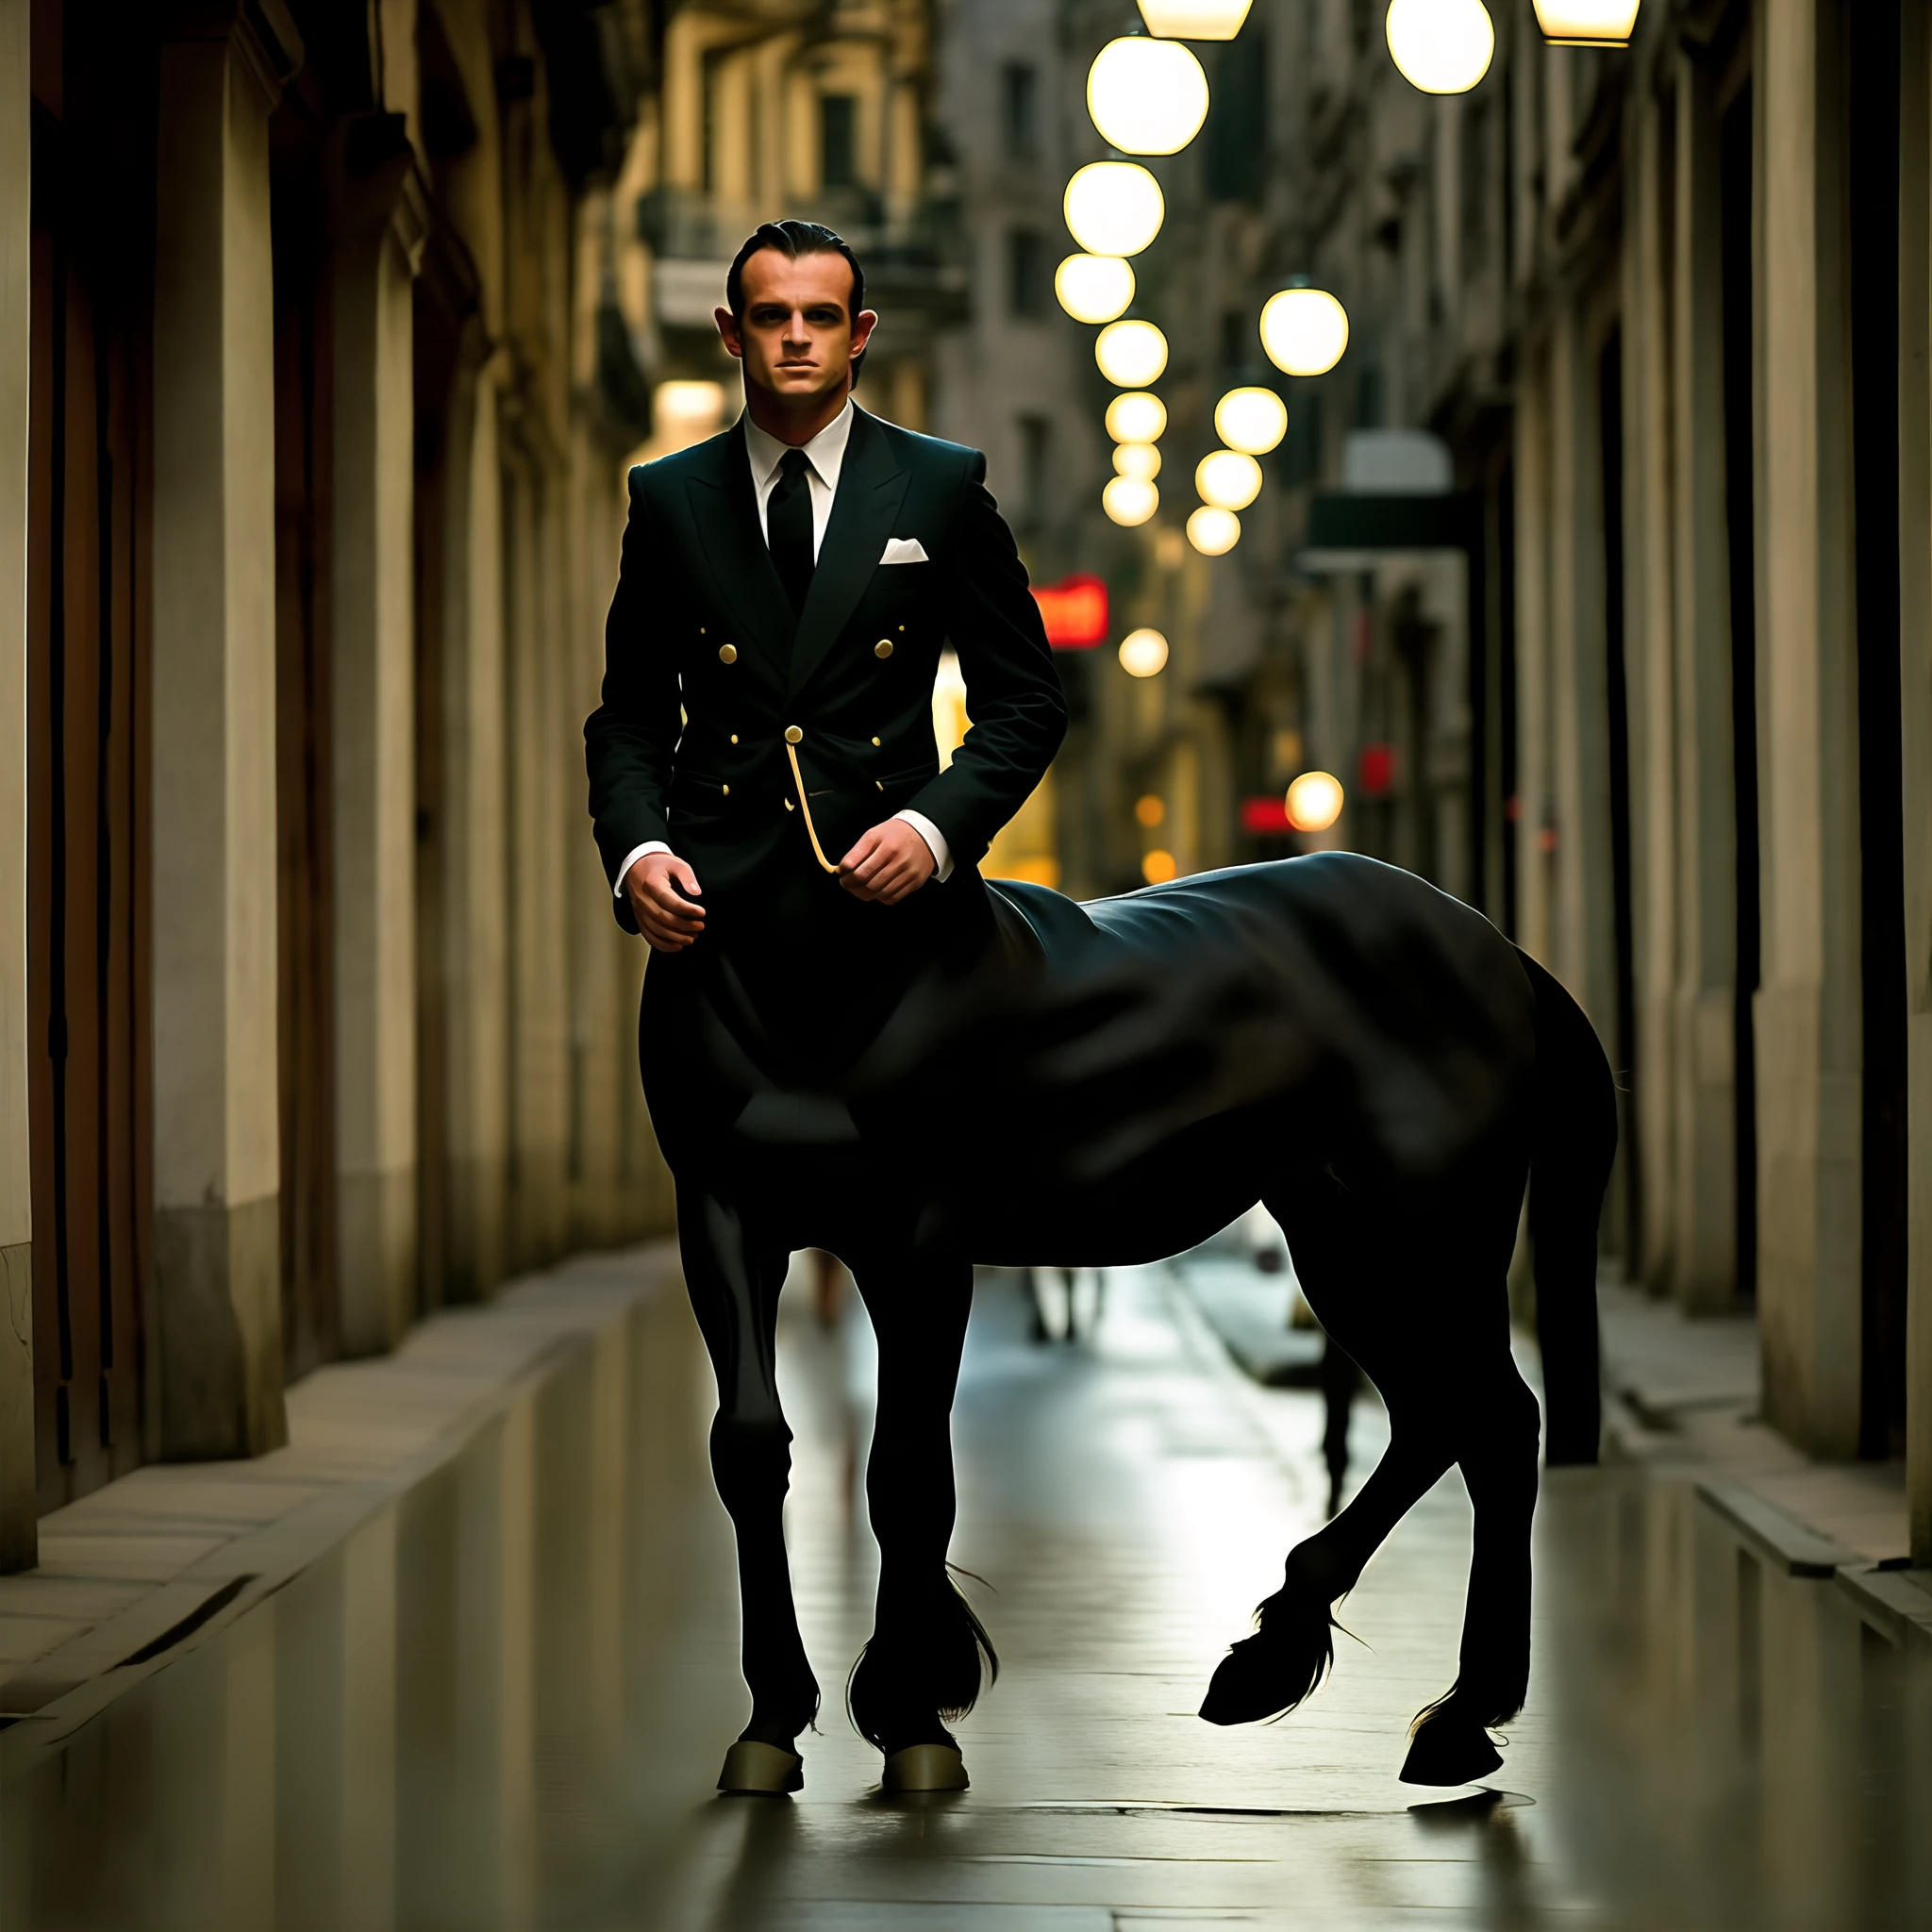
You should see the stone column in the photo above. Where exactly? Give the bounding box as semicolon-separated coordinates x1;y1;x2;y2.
1897;0;1932;1564
0;0;33;1569
150;0;302;1458
1667;55;1743;1314
1512;346;1554;968
1756;0;1864;1457
331;117;425;1356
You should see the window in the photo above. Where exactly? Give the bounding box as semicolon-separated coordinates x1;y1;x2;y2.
1007;228;1047;318
1220;309;1247;374
821;93;858;190
1017;415;1052;528
1205;29;1266;203
1001;62;1039;160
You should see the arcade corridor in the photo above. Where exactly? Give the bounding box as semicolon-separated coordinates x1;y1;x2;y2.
4;1252;1926;1930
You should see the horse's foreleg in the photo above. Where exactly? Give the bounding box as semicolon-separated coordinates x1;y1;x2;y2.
1400;1363;1541;1786
844;1245;991;1771
676;1185;819;1772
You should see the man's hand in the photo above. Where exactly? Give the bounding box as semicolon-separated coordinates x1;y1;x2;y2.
625;851;706;951
839;819;935;904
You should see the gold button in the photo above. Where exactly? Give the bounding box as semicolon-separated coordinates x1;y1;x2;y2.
874;640;893;658
722;785;730;796
871;737;881;747
730;733;739;744
784;724;803;743
718;642;737;664
699;625;707;634
897;625;906;632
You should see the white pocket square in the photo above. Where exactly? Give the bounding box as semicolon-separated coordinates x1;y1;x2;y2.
879;536;929;564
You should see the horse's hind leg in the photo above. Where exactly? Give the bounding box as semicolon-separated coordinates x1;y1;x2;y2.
844;1241;991;1785
1400;1362;1541;1786
676;1185;818;1789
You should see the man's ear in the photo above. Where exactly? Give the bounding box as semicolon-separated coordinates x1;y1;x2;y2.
714;306;744;358
850;308;880;359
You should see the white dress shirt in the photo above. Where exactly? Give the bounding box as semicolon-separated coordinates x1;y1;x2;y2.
616;402;954;901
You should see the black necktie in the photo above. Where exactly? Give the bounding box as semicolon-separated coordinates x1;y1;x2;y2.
768;447;815;613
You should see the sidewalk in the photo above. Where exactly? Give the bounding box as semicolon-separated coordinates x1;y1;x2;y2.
0;1244;683;1757
1172;1240;1932;1651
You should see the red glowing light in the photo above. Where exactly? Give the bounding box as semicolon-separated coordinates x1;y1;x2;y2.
1241;796;1295;834
1358;742;1395;797
1031;573;1109;649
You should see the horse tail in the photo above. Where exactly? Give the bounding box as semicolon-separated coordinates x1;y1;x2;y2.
1516;949;1617;1466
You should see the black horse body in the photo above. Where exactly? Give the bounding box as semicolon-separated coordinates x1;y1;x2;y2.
646;852;1616;1787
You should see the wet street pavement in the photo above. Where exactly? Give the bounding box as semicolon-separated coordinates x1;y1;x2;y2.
4;1254;1929;1930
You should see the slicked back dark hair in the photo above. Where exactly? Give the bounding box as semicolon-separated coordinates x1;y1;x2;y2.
725;220;871;383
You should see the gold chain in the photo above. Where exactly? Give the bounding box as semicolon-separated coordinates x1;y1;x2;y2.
784;740;841;874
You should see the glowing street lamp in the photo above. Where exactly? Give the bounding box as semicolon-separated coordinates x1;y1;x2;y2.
1187;506;1241;555
1136;0;1253;39
1215;386;1287;455
1087;36;1210;154
1195;449;1262;511
1064;161;1165;257
1533;1;1640;46
1286;771;1344;831
1095;318;1169;387
1113;442;1162;482
1056;254;1135;325
1118;627;1170;676
1385;0;1494;94
1103;477;1159;526
1259;286;1349;376
1106;391;1168;443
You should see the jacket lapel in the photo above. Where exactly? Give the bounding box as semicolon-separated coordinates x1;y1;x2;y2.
786;407;911;702
685;426;794;675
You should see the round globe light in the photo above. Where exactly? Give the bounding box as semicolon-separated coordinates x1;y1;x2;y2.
1137;0;1254;39
1106;391;1169;443
1113;441;1162;482
1286;770;1344;832
1141;848;1179;884
1187;505;1241;555
1215;385;1288;455
1195;449;1263;511
1259;286;1350;376
1103;476;1159;526
1119;627;1170;677
1087;37;1209;154
1056;253;1135;325
1095;319;1169;388
1064;162;1165;257
1385;0;1495;93
1531;0;1641;45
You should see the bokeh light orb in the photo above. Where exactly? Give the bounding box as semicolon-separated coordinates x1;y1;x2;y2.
1087;36;1209;153
1141;848;1179;884
1215;385;1288;455
1064;162;1165;257
1195;450;1263;511
1095;318;1169;387
1137;0;1253;38
1259;287;1350;376
1134;793;1167;827
1103;477;1159;526
1056;253;1135;325
1118;626;1170;676
1286;770;1345;831
1187;505;1241;555
1106;391;1168;443
1385;0;1495;94
1113;441;1162;482
1531;0;1641;45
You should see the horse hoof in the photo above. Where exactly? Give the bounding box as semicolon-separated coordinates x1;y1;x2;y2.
1399;1718;1503;1788
881;1743;970;1792
718;1740;804;1794
1199;1606;1336;1726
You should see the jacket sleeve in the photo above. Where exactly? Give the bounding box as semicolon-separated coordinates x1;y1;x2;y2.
904;451;1068;866
585;469;680;933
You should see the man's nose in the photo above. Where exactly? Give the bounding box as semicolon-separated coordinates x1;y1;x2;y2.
783;309;810;343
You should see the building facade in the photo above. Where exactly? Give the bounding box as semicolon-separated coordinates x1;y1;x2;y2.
0;0;675;1569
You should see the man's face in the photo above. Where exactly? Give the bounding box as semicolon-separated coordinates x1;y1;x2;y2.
716;249;877;408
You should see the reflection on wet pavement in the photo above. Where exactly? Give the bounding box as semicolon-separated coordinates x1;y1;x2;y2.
3;1260;1927;1929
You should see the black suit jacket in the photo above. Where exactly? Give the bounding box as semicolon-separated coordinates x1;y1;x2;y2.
586;406;1068;937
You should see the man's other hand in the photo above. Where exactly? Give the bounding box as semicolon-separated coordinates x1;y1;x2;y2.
625;851;706;950
839;819;935;904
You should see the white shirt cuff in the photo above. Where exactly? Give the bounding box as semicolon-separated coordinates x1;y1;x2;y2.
615;841;671;896
893;809;953;882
